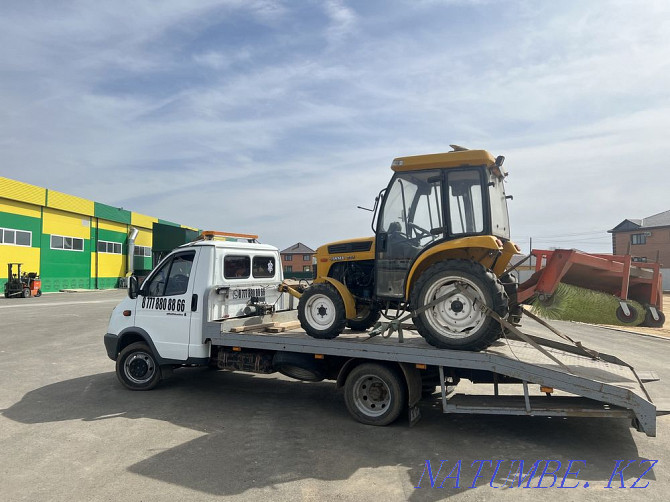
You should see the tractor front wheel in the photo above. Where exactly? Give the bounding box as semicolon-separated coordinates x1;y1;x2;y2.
410;260;508;351
298;283;347;339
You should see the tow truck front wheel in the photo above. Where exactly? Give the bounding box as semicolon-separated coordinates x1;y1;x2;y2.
298;283;347;339
411;260;508;351
116;342;162;390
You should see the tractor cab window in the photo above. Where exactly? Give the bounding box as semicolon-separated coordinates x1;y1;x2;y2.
379;170;443;256
488;171;510;239
447;170;484;235
376;169;443;298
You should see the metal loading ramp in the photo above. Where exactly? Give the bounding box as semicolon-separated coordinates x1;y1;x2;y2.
209;329;663;437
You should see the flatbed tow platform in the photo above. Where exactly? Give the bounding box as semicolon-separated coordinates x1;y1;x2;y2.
208;317;669;437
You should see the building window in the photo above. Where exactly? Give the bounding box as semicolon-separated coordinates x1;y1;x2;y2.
0;227;31;247
303;254;311;261
631;234;647;245
51;235;84;251
285;265;293;273
303;265;311;272
283;255;292;261
133;245;152;257
632;256;648;263
97;240;122;254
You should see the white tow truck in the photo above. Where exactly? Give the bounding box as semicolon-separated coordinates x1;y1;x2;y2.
104;232;667;434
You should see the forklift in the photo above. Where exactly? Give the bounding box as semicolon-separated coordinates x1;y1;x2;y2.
4;263;42;298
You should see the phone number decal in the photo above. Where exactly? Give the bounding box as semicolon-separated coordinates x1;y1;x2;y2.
142;296;186;312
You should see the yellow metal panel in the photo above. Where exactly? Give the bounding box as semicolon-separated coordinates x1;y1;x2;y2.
391;150;496;172
135;228;152;247
0;197;42;219
48;190;95;216
43;208;91;239
0;247;40;278
405;236;503;298
0;177;46;206
98;219;127;233
97;253;126;278
131;212;157;229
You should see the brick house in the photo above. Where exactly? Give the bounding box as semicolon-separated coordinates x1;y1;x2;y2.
608;210;670;266
280;242;316;278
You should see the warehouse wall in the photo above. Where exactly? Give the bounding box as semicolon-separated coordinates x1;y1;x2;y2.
0;197;42;280
1;176;190;293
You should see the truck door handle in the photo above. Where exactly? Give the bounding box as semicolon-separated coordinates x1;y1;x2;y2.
191;294;198;312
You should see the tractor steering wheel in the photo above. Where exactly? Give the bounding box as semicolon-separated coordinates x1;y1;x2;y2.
407;222;431;240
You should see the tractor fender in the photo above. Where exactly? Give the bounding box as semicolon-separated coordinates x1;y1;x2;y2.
405;236;504;299
313;276;357;320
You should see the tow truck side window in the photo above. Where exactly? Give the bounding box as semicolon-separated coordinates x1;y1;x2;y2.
144;252;195;297
252;256;276;278
224;255;251;279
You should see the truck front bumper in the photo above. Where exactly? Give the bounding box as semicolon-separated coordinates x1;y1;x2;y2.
104;333;119;361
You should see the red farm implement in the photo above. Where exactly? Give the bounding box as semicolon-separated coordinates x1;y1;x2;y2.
517;249;664;327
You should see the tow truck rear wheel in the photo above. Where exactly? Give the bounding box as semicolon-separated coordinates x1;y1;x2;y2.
116;342;162;390
411;260;508;351
298;283;347;339
344;363;406;426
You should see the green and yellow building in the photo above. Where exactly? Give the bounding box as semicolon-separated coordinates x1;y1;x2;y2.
1;177;196;292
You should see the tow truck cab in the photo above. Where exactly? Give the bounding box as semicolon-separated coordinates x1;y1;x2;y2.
104;239;285;366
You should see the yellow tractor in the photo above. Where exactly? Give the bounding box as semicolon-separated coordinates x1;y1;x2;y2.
295;146;522;351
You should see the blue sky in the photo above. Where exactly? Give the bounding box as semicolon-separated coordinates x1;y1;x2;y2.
1;0;669;253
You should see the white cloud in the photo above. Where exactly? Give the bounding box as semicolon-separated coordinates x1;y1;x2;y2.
1;1;669;253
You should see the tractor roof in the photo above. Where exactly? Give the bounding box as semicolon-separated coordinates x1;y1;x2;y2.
391;148;497;172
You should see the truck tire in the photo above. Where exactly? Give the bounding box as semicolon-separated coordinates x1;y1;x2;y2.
298;283;347;339
344;363;406;426
346;306;381;331
116;342;162;390
410;260;508;351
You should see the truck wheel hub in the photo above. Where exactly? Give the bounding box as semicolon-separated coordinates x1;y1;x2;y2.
124;352;156;383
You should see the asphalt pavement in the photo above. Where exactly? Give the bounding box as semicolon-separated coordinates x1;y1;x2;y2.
1;290;669;501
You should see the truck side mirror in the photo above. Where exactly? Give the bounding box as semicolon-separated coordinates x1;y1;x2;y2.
128;276;139;300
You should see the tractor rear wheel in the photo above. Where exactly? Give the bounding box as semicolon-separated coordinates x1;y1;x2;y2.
410;260;508;351
298;283;347;339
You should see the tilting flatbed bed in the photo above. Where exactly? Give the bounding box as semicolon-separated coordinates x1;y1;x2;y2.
207;316;666;436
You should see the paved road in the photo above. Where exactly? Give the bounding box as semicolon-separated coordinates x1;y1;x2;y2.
1;290;669;501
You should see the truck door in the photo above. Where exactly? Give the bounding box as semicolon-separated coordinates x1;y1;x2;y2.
135;250;198;361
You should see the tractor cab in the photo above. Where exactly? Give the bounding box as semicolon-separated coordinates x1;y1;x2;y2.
4;263;42;298
375;147;512;300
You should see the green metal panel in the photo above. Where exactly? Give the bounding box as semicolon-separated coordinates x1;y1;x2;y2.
98;228;127;249
158;219;180;227
95;202;131;225
39;235;91;292
152;223;199;252
0;211;41;247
